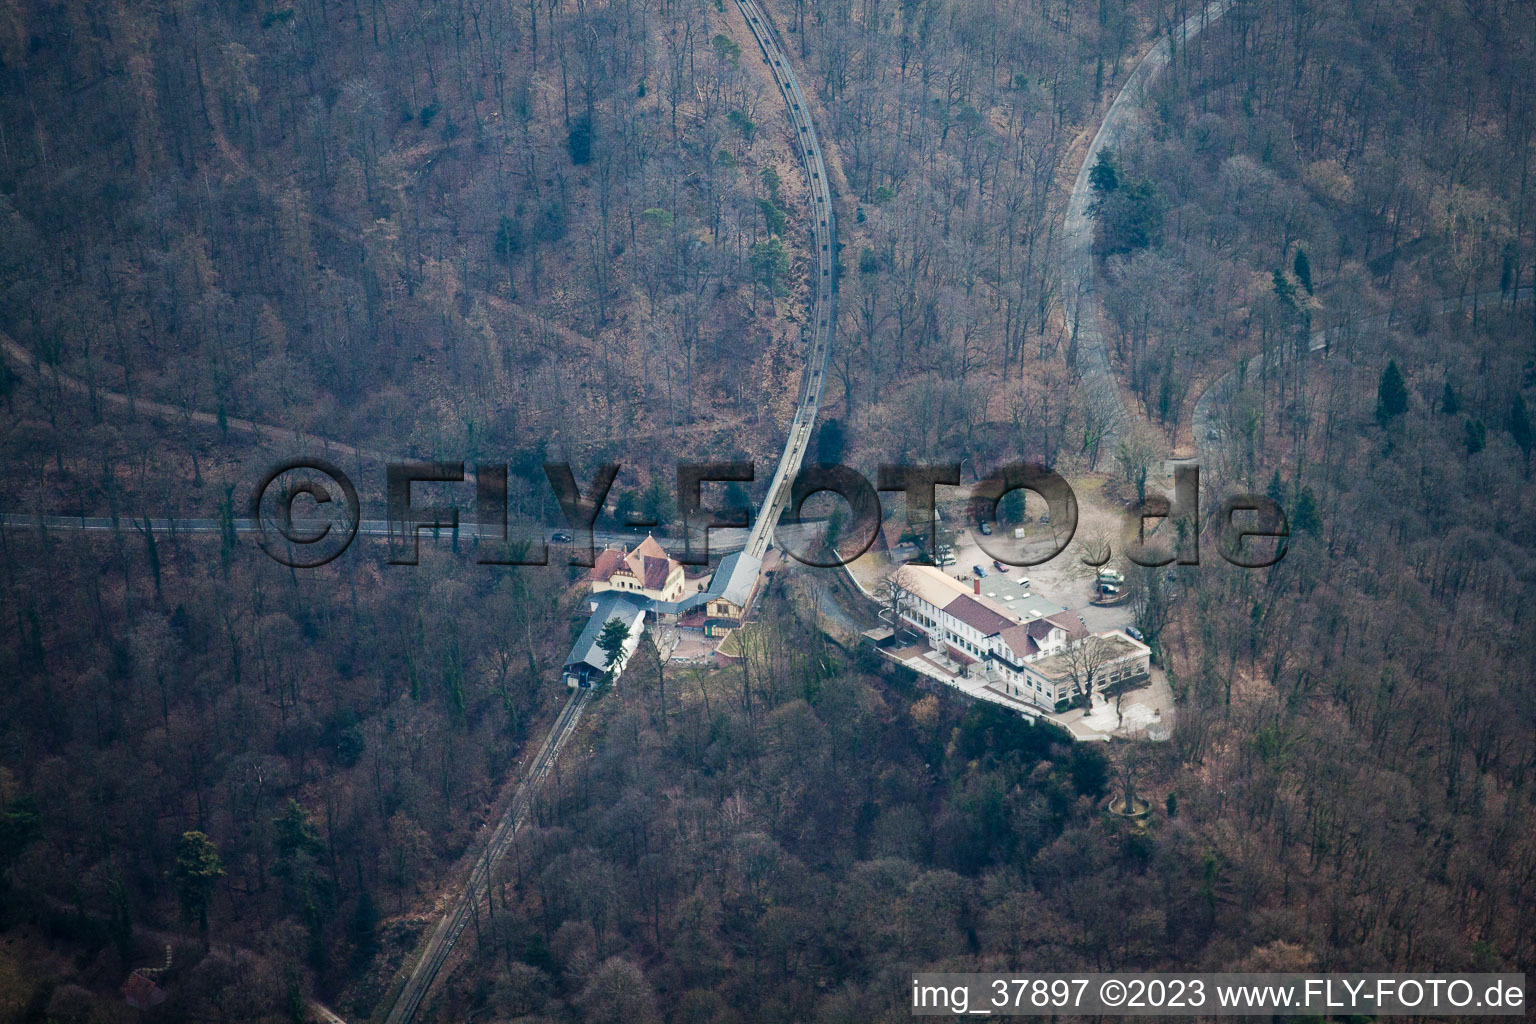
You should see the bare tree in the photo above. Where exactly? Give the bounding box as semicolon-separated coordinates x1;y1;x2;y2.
1061;633;1117;708
883;572;915;641
1107;740;1149;815
638;629;675;732
1114;424;1161;505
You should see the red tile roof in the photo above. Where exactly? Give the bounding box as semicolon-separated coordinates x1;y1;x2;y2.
998;623;1041;660
640;555;671;591
589;548;626;582
942;593;1016;636
122;972;166;1009
1045;611;1087;638
632;534;669;561
589;535;679;592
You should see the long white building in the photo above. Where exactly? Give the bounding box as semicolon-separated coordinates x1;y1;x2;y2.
889;564;1150;709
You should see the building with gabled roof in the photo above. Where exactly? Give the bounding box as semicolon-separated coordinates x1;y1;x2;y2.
650;550;763;636
567;538;768;684
886;564;1148;710
122;971;167;1009
588;533;688;603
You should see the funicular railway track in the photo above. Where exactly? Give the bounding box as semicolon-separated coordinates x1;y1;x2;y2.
381;688;591;1024
380;3;837;1020
738;0;837;561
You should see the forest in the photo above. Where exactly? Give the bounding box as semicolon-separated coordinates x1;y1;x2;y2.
0;0;1534;1020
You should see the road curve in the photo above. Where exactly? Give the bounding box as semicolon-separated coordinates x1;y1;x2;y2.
1064;6;1532;498
381;688;591;1024
737;0;837;562
1062;0;1230;447
5;0;836;576
1190;287;1536;492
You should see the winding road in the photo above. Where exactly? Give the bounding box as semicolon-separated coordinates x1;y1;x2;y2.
1189;286;1536;491
3;0;834;573
1063;0;1231;448
1067;1;1534;496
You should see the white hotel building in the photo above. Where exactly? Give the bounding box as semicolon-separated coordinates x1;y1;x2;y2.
889;564;1151;709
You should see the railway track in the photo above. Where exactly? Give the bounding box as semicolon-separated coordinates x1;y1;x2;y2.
381;687;591;1024
379;14;838;1015
737;0;837;562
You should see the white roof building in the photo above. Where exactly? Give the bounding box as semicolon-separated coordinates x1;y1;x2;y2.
889;565;1150;709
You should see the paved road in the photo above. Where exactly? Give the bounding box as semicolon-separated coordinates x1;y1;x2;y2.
737;0;837;562
1062;0;1231;448
0;511;758;553
4;0;834;575
1066;4;1532;495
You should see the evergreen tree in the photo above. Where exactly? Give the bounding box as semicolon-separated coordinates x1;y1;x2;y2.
1265;469;1285;504
758;198;787;237
1088;149;1119;199
1101;179;1163;254
596;618;633;684
639;476;674;528
567;117;593;164
1272;269;1295;306
1293;488;1320;535
1375;361;1408;426
1292;249;1313;294
173;831;225;939
1464;419;1486;454
760;166;782;206
749;238;789;295
274;799;324;861
611;488;640;528
1441;381;1461;415
1509;393;1533;463
349;890;381;966
816;418;846;464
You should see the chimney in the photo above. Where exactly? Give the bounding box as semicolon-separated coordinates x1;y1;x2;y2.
973;577;980;595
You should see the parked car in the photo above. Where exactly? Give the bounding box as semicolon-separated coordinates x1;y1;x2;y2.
1125;626;1145;642
1040;513;1050;525
992;559;1009;573
972;565;987;578
977;520;993;535
552;531;573;543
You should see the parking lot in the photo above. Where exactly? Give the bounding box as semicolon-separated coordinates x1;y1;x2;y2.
939;521;1136;637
